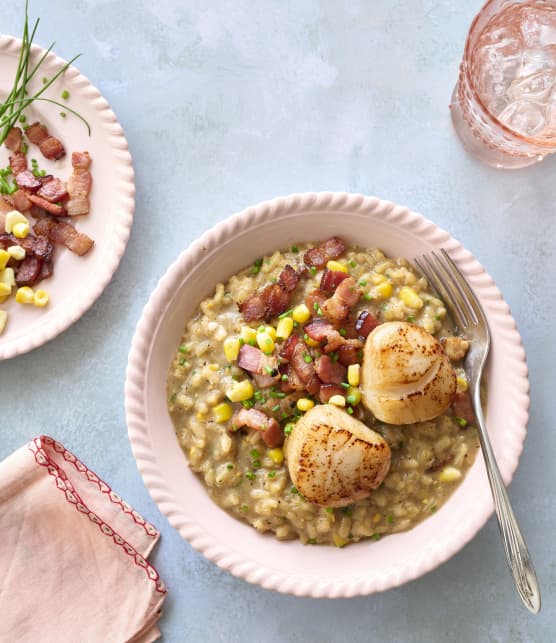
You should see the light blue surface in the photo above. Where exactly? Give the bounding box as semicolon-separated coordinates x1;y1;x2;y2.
1;1;555;641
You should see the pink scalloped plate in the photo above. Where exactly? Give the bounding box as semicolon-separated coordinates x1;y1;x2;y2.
125;193;529;598
0;36;134;360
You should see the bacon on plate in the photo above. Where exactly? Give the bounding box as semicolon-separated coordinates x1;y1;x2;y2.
15;256;42;286
238;264;303;322
319;383;345;403
37;178;68;204
27;194;65;216
231;408;284;448
314;355;346;385
66;152;92;216
25;121;65;160
354;310;381;338
12;190;32;212
303;236;346;269
320;268;349;293
15;170;41;192
5;127;22;153
9;152;27;176
321;276;360;321
33;217;94;256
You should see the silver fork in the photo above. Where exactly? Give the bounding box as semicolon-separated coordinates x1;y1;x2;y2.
415;249;541;614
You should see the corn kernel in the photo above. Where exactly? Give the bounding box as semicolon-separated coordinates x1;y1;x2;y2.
399;286;423;310
7;245;25;261
268;448;284;464
0;249;9;271
5;210;28;234
276;317;294;340
371;272;386;284
223;337;241;362
304;335;319;347
208;363;219;371
372;513;382;523
256;331;275;354
226;380;254;402
16;286;34;304
296;398;314;412
0;295;8;304
292;304;311;324
374;280;393;299
333;533;349;548
240;326;257;345
329;395;346;407
347;364;360;387
0;268;15;288
32;289;49;307
196;411;206;420
262;325;276;340
0;283;11;297
346;387;362;406
439;466;462;483
326;260;348;273
213;402;233;423
12;222;30;239
0;310;6;334
456;375;469;392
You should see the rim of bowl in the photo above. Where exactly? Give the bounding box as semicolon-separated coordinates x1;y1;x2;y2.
125;192;529;598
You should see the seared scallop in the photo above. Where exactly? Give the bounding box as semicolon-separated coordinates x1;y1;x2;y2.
285;404;391;508
361;321;456;425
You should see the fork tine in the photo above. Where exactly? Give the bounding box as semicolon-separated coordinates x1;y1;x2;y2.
440;249;488;328
414;254;467;331
429;251;477;327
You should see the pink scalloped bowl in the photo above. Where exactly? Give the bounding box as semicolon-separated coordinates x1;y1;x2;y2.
125;193;529;597
0;36;134;360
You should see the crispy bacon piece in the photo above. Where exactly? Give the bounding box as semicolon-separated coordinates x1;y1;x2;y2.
15;170;41;192
305;373;322;397
304;319;346;353
37;177;68;203
319;383;345;403
66;152;92;216
9;153;27;175
39;259;54;281
12;190;32;212
25;122;65;160
40;136;65;160
278;264;302;293
15;256;42;286
279;334;299;362
33;217;94;256
279;363;305;393
0;196;14;214
27;194;65;216
25;122;48;145
237;345;279;387
231;408;284;448
0;232;53;262
303;236;346;269
337;343;360;366
291;341;315;383
314;355;346;385
5;127;22;153
320;268;349;293
355;310;381;338
452;391;475;426
321;276;360;321
305;288;327;314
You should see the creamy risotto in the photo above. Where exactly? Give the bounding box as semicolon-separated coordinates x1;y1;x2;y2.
167;240;479;546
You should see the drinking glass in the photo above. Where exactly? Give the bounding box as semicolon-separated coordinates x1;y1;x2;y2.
450;0;556;169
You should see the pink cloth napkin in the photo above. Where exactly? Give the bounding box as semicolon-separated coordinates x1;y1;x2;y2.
0;436;167;642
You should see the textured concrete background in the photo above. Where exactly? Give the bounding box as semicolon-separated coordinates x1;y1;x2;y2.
1;1;555;641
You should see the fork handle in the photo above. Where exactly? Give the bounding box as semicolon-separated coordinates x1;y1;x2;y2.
472;387;541;613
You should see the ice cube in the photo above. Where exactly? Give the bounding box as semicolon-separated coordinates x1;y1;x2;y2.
521;6;556;48
478;23;523;57
506;69;556;102
497;99;546;137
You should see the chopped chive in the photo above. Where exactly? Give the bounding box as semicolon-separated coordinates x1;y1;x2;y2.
341;382;349;389
406;316;415;323
269;391;286;398
241;504;249;512
59;111;66;118
19;115;26;123
252;459;261;468
268;471;277;478
179;358;186;366
238;337;245;346
346;406;354;415
241;399;255;409
248;339;257;346
386;514;394;524
169;393;177;403
291;486;299;494
313;302;319;311
271;404;280;412
250;449;260;458
291;245;299;253
278;308;293;319
226;463;234;470
178;344;188;353
349;259;357;268
434;315;442;321
245;472;256;481
341;506;353;516
284;423;294;435
358;279;367;286
371;533;381;541
303;354;313;363
430;504;437;513
258;325;266;333
264;365;275;375
310;266;317;276
339;328;347;337
61;89;70;100
307;538;317;545
364;293;373;301
346;394;357;405
281;374;289;381
42;76;48;84
329;352;339;363
326;507;334;514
